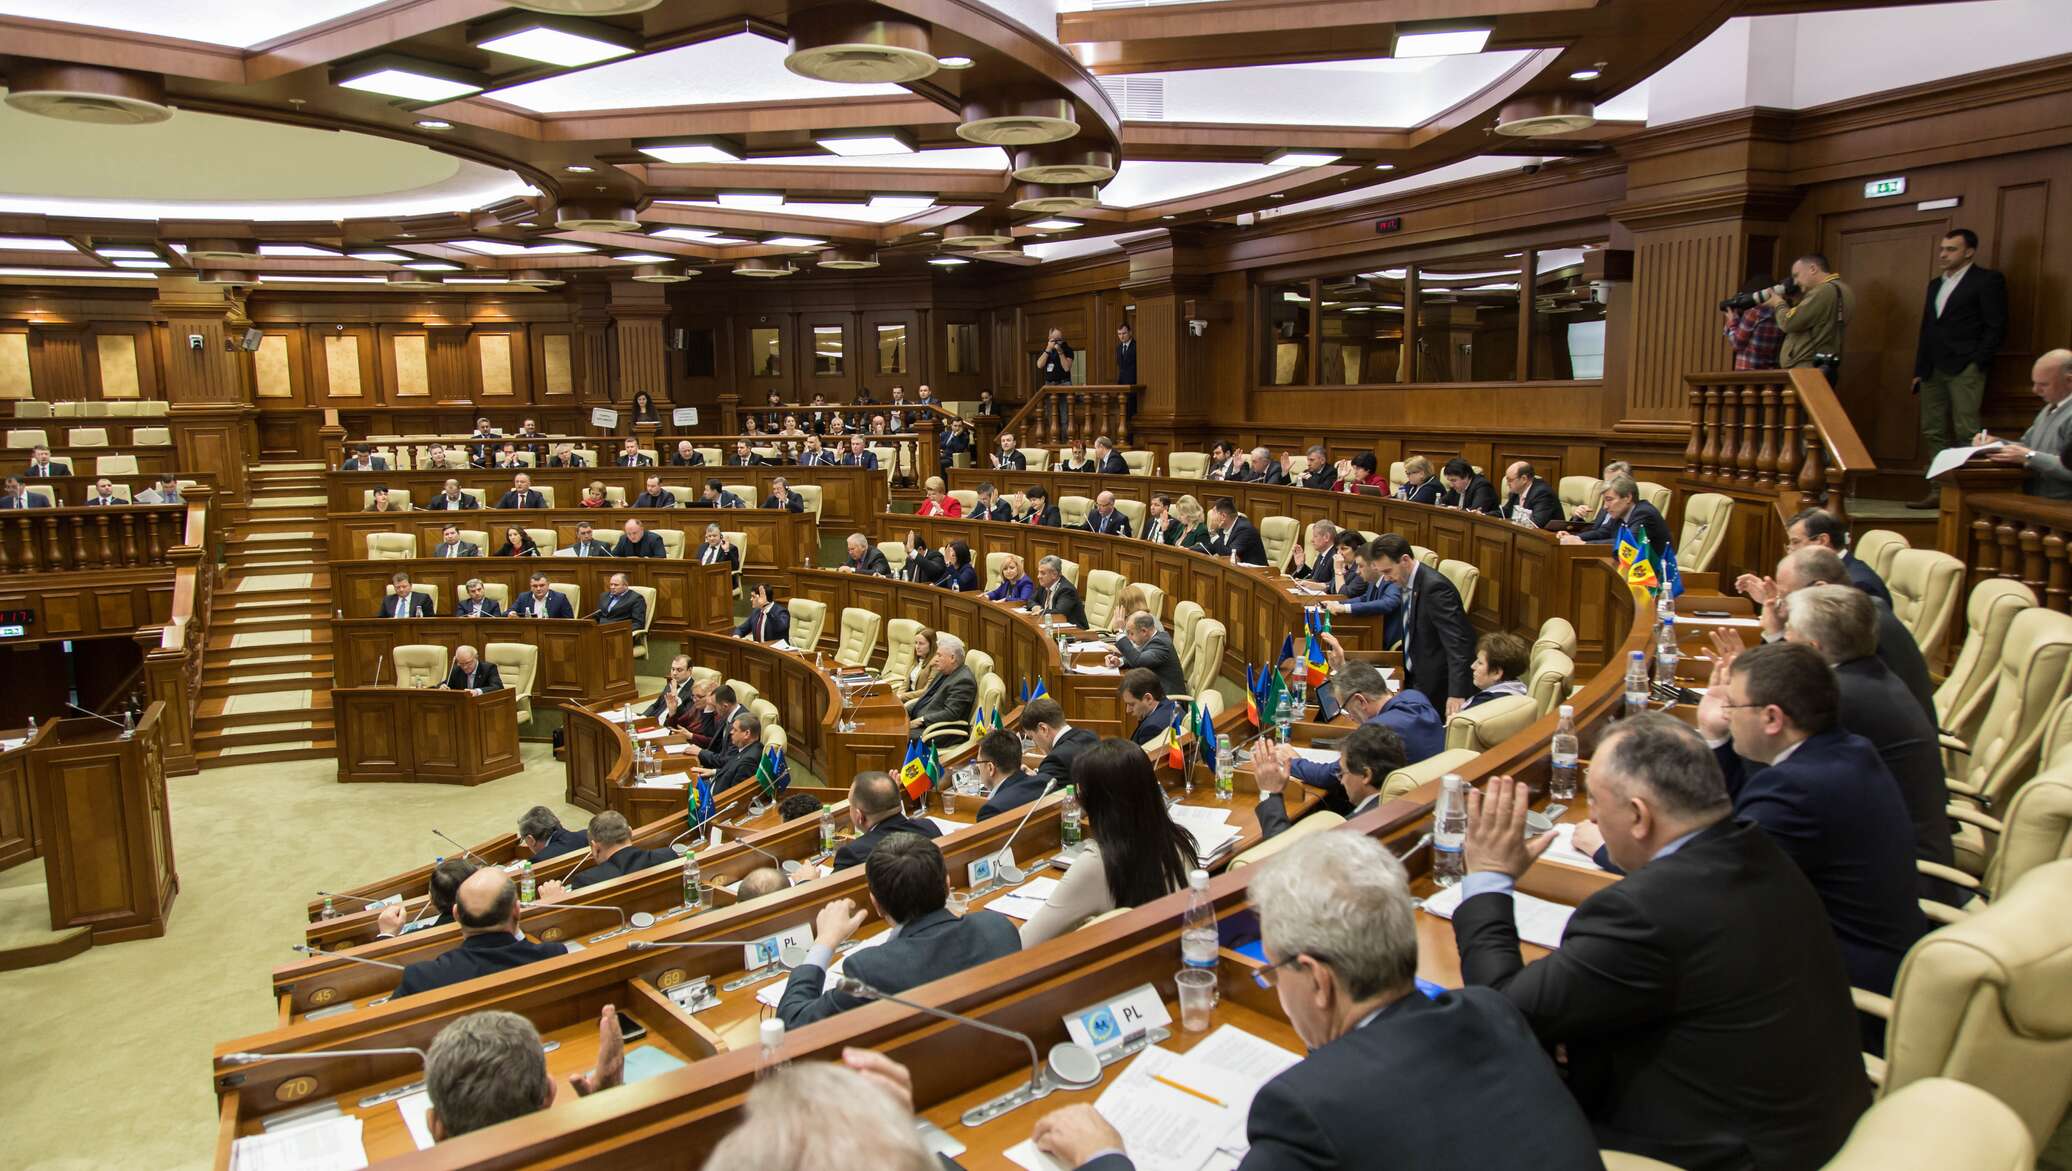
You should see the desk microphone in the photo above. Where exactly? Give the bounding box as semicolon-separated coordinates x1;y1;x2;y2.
316;891;395;909
431;830;487;864
372;654;385;686
220;1045;426;1067
834;977;1101;1126
735;837;803;877
992;779;1057;885
288;944;406;970
524;901;658;941
628;936;812;971
669;799;742;854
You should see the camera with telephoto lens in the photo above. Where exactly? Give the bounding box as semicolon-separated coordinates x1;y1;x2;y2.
1719;277;1796;312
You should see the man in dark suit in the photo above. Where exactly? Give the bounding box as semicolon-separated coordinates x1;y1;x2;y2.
1739;546;1935;720
1138;494;1184;545
643;655;697;723
632;475;675;509
611;519;664;558
992;433;1028;471
1436;457;1499;514
1560;474;1670;556
973;729;1047;820
762;477;806;513
1500;461;1563;528
23;446;70;478
1296;444;1338;490
697;688;749;767
699;479;747;509
453;579;502;617
668;440;705;467
905;634;977;733
82;477;124;505
1116;669;1181;747
543;811;679;894
517;807;588;863
593;573;646;629
564;521;615;558
0;476;45;509
938;419;973;466
495;474;546;510
777;832;1018;1028
431;524;479;559
1252;721;1405;839
819;771;945;874
1787;507;1892;607
1091;437;1129;476
707;714;765;791
509;573;574;618
1109;612;1188;698
1327;544;1406;647
1371;534;1476;713
340;445;387;472
1113;322;1136;385
392;870;567;999
1242;446;1289;485
546;443;587;469
1019;486;1062;526
839;435;878;469
1699;640;1928;997
1455;715;1870;1171
970;481;1014;522
614;438;653;468
735;582;792;644
841;532;892;576
381;573;433;618
1037;830;1603;1171
1032;556;1088;628
440;645;503;693
427;479;480;511
1082;490;1132;537
1203;498;1268;564
1783;585;1958;902
1018;697;1100;799
1300;661;1442;776
1913;228;2009;498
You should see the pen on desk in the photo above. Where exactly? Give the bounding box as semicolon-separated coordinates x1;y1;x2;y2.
1150;1073;1225;1108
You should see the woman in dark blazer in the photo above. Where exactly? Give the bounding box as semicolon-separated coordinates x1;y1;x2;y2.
494;525;540;557
630;391;661;425
1172;497;1213;550
938;539;980;592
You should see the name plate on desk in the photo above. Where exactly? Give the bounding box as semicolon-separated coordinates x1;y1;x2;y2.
1064;983;1172;1054
590;407;620;429
746;922;813;970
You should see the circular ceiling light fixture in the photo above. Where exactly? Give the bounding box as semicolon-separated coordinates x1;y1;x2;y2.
785;4;938;84
631;263;695;283
970;243;1023;260
503;0;662;14
4;63;172;125
511;268;566;286
936;54;975;69
1492;95;1597;137
554;201;643;231
958;91;1079;146
1011;142;1117;185
185;238;262;261
733;259;796;278
816;246;881;270
386;271;445;290
940;218;1012;248
1008;183;1100;214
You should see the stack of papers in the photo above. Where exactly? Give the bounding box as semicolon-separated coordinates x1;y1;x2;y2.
1071;663;1122;676
1288;746;1338;765
1927;441;2002;479
631;728;672;741
1419;883;1576;949
1167;805;1241;864
1066;639;1115;654
753;934;888;1007
599;708;636;724
0;737;27;753
1538;823;1607;872
231;1116;368;1170
634;771;691;789
987;876;1061;921
395;1091;436;1151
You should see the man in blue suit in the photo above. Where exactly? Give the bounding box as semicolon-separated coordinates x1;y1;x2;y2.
735;583;791;644
593;573;646;629
1082;490;1132;537
380;572;433;618
1787;507;1893;607
509;572;574;619
0;476;47;509
495;473;546;510
1290;662;1442;780
1325;544;1405;647
839;435;878;469
1117;669;1181;747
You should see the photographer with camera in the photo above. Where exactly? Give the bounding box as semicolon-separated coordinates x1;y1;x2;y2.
1773;253;1853;385
1035;328;1074;385
1719;276;1783;370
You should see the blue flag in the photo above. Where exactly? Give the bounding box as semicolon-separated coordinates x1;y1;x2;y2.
1659;542;1685;598
1277;632;1295;667
1194;700;1219;773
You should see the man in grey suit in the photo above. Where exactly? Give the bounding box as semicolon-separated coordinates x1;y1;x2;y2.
431;524;481;558
776;833;1020;1029
1033;555;1088;628
905;633;977;735
1976;349;2072;500
1108;611;1188;699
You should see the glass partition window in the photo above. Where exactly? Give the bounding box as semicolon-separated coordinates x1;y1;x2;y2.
1261;282;1311;386
749;327;782;378
1416;254;1521;382
875;324;908;374
1530;247;1607;380
1319;269;1407;385
812;325;845;375
945;322;979;374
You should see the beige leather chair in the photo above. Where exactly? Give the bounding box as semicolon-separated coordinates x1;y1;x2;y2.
627;586;657;658
1527;649;1575;718
1936;580;2035;757
727;677;760;712
362;488;413;510
1021;447;1050;472
1887;549;1966;660
794;484;824;523
1445;694;1536;751
1409;544;1441;571
549;582;581;617
878;540;907;575
1136;582;1165;620
948;489;979;514
105;400;143;417
1859;858;2072;1149
49;401;79;416
1534;617;1578;664
1677;492;1733;572
723;530;748;597
1229;810;1346;869
484;642;539;726
660;484;693;504
1379;748;1481;805
1387;461;1407;492
453;582;512;610
1167;452;1208;479
880;618;923;685
1635;480;1673;517
391;644;447;689
833;607;880;668
517;526;555;552
532;485;557;507
22;485;54;507
1172;600;1204;665
67;427;109;447
788;598;828;652
750;698;781;738
9;401;47;419
1259;516;1299;573
5;428;47;449
1923;764;2072;925
690;666;722;688
1114;498;1146;533
365;532;418;559
868;445;897;478
964;648;996;687
983;550;1014;593
1558;476;1604;520
1437;558;1480;613
1122;450;1154;476
651;527;687;559
456;528;490;552
1083;570;1125;632
1185;618;1226;699
132;426;172;446
1945;608;2072;853
1820;1077;2032;1171
723;483;756;506
1855;529;1910;582
94;455;139;477
1059;495;1092;528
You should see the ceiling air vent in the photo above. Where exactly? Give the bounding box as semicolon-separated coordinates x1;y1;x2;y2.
1098;76;1165;121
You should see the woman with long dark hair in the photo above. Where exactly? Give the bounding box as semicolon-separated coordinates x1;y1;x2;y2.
937;539;978;592
631;390;660;424
1019;738;1195;947
493;525;540;557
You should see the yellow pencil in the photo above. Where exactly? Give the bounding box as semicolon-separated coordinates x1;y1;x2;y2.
1151;1073;1225;1108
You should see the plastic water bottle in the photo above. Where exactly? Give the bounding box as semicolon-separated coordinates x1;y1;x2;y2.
1180;869;1219;972
1550;705;1580;801
682;850;704;910
1060;785;1084;847
1624;650;1650;717
1274;693;1294;744
819;807;836;854
622;702;634;726
1433;774;1468;887
1655;617;1680;692
1214;744;1235;803
756;1018;788;1081
1657;589;1675;623
320;896;339;921
519;861;536;904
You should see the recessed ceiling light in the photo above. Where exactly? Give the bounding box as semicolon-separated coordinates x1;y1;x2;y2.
1161;215;1175;220
1392;25;1491;58
111;259;170;269
258;244;340;258
636;138;743;165
763;235;826;248
256;274;387;284
1374;163;1397;171
0;266;153;279
349;251;409;262
0;236;77;252
405;261;461;271
333;55;486;102
1269;193;1285;200
613;252;671;263
868;194;936;212
1265;148;1340;168
813;128;917;157
450;240;594;256
698;235;750;245
928;256;969;267
936;54;974;69
1569;68;1602;81
716;191;785;212
565;164;595;174
95;247;159;259
442;276;515;285
649;227;718;241
416;119;453;130
472;16;638;67
920;230;939;237
1023;218;1079;231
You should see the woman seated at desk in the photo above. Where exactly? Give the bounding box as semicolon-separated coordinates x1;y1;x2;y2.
890;627;938;702
937;539;979;592
987;553;1036;604
367;486;408;513
494;525;541;557
1171;496;1211;550
1104;583;1152;634
917;476;962;518
578;482;609;509
1018;738;1196;948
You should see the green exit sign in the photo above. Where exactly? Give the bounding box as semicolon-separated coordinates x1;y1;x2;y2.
1864;176;1908;199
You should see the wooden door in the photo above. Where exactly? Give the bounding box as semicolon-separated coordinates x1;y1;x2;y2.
1820;208;1949;470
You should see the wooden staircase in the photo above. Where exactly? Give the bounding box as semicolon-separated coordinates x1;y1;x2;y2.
196;462;336;767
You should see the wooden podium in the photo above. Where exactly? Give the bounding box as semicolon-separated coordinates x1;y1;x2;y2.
27;704;177;947
332;686;523;786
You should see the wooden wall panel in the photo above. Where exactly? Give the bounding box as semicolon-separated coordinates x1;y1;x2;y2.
0;330;29;398
93;334;141;399
540;332;574;396
393;334;430;397
1623;228;1740;420
321;333;365;399
253;333;294;399
476;332;515;397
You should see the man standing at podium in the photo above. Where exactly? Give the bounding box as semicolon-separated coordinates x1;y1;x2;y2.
441;645;502;695
455;579;503;618
594;573;647;630
381;572;433;618
510;572;573;619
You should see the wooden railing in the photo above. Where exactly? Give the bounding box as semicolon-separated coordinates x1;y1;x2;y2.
136;487;214;775
1683;368;1874;523
1936;472;2071;613
0;504;191;573
998;382;1138;450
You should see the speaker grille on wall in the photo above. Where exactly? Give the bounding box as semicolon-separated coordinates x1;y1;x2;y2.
240;328;264;352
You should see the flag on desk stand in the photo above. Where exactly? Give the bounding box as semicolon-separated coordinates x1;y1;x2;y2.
1303;608;1330;689
1614;524;1641;576
1625;526;1661;593
1244;664;1263;727
688;773;715;822
1028;677;1048;703
992;706;1005;731
1259;666;1289;731
752;746;786;805
899;738;932;802
971;702;991;744
1659;542;1685;599
1277;632;1297;671
1164;719;1186;772
1194;701;1220;783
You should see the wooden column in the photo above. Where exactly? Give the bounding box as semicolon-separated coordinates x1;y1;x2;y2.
572;284;613;401
152;278;256;500
1119;232;1219;461
610;279;671;406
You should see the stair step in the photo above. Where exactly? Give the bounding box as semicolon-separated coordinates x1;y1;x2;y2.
202;671;330;695
205;650;330;669
199;741;333;766
196;718;332;742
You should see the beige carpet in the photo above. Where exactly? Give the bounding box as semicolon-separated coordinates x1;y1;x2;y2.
222;690;312;716
234;573;315;592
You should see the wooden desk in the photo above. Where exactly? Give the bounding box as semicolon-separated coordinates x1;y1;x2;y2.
332;618;637;708
323;465;885;530
0;721;50;872
332;687;524;786
326;507;816;577
945;467;1626;667
330;559;732;640
28;705;176;944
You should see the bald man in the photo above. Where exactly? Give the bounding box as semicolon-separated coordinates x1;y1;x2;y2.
441;645;502;695
391;870;568;999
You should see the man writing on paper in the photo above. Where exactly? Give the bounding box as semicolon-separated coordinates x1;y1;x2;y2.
1031;831;1602;1169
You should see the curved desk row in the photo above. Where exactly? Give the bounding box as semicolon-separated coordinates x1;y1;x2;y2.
326;507;816;576
331;618;638;708
323;465;884;530
330;559;734;641
946;467;1627;667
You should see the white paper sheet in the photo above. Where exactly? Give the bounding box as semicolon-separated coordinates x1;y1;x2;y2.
986;876;1061;921
395;1090;436;1150
634;772;691;789
753;933;888;1007
1071;663;1121;676
1926;441;2002;479
1537;823;1608;872
231;1116;367;1171
1420;884;1575;949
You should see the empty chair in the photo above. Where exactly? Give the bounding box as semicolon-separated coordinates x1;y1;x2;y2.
1021;447;1050;472
1228;810;1346;869
1058;495;1092;528
1558;476;1604;520
724;530;749;596
1379;748;1482;805
948;489;978;514
548;582;581;616
94;454;139;476
1185;618;1226;699
1437;558;1480;614
520;526;556;552
1122;450;1154;476
1388;461;1407;492
1534;617;1578;664
1197;690;1225;722
690;666;722;688
1527;648;1575;717
964;647;996;686
5;428;47;449
1946;609;2072;868
1172;600;1204;664
485;643;539;726
880;618;923;684
1445;693;1536;751
868;445;897;476
878;540;907;575
9;401;48;419
794;484;824;522
833;608;881;667
1167;452;1207;478
1082;569;1125;631
132;426;172;446
1676;492;1733;572
391;644;447;688
1635;480;1673;517
722;483;756;506
650;527;687;559
788;598;829;651
364;533;418;559
1855;529;1910;582
1886;549;1966;660
1926;763;2072;925
1259;516;1299;572
1821;1078;2032;1171
1936;580;2036;756
1113;498;1146;533
727;677;760;712
67;427;109;447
